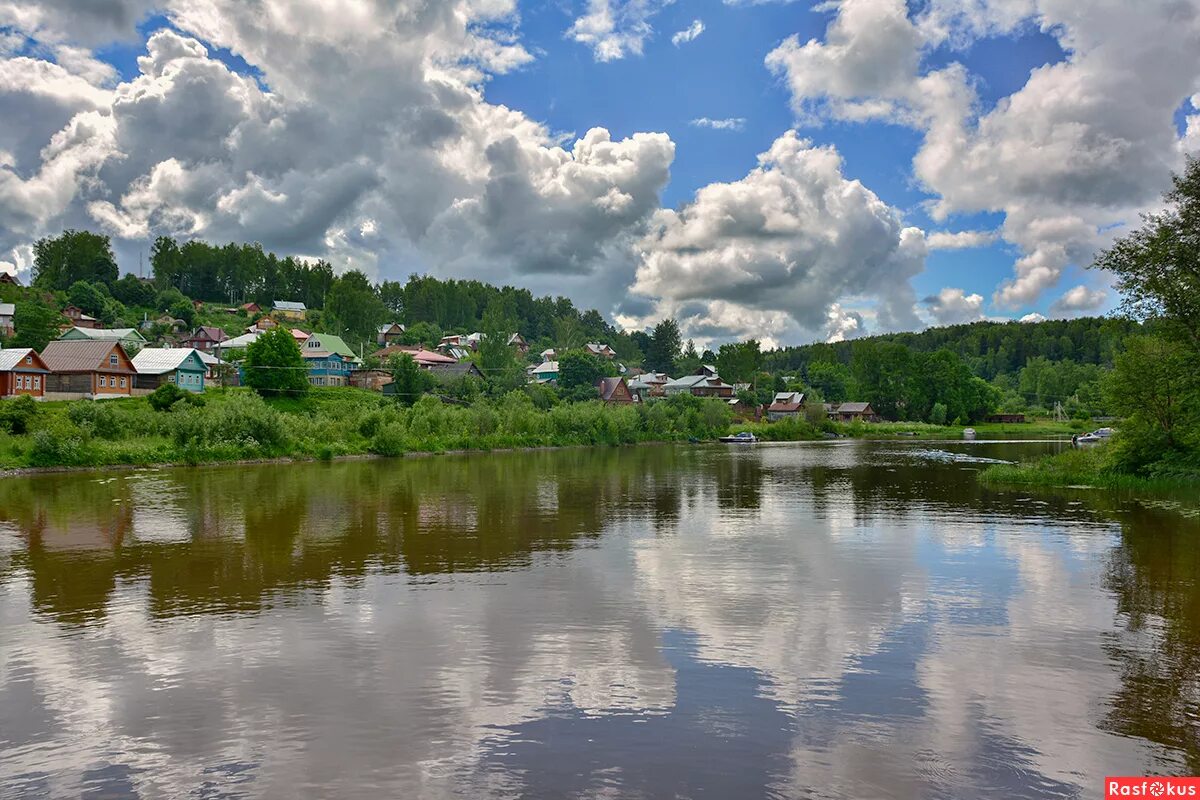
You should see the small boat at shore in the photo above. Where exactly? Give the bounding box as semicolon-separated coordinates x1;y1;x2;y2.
963;428;977;440
1073;433;1103;448
718;432;757;444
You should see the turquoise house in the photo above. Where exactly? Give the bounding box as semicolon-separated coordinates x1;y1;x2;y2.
301;332;362;387
131;348;208;392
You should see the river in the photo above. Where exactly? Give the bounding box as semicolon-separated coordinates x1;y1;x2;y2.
0;441;1197;798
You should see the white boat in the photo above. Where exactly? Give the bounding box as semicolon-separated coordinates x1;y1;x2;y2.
962;428;977;440
718;432;757;444
1093;427;1115;438
1073;433;1102;448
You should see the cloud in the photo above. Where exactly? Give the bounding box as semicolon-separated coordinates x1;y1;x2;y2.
925;229;997;250
567;0;667;62
924;287;984;326
767;0;1200;310
1019;312;1047;323
1049;284;1106;317
689;117;745;131
628;131;926;344
671;19;704;46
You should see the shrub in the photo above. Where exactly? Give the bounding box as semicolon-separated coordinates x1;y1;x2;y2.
370;422;407;456
29;419;89;466
148;382;187;412
67;401;123;439
0;395;39;435
929;402;948;426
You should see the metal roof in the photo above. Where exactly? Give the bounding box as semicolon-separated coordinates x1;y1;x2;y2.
0;348;48;372
221;332;260;348
302;333;358;359
41;340;133;372
132;348;206;375
273;300;307;311
836;402;872;413
0;303;14;316
59;326;146;342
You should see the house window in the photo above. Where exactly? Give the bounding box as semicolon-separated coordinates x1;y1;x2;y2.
120;377;127;388
33;376;40;390
24;356;31;365
99;375;106;388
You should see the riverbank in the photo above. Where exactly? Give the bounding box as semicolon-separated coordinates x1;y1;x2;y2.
0;387;1086;474
979;447;1200;492
0;387;738;472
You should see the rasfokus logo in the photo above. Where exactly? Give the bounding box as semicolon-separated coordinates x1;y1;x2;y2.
1106;778;1200;798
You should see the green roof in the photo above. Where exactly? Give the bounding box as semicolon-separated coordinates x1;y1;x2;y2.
305;333;359;360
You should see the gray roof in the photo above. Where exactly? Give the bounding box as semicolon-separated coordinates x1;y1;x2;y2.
41;340;133;372
132;348;206;374
836;402;873;413
273;300;307;312
664;373;731;390
0;348;46;372
61;326;147;342
0;303;14;316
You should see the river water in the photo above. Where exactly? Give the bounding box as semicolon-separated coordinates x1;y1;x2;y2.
0;441;1197;798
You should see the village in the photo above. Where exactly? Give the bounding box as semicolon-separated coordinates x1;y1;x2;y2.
0;276;882;425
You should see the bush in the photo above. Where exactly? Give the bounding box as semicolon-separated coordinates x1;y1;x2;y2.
67;401;123;439
29;419;89;466
370;422;407;456
0;395;39;435
148;382;187;412
929;402;948;426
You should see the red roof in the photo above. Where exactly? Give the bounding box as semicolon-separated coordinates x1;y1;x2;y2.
374;345;457;366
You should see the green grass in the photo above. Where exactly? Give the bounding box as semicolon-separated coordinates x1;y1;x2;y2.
979;447;1200;491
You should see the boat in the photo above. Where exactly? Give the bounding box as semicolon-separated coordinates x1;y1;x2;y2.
718;432;757;444
962;428;977;440
1072;433;1102;448
1093;427;1115;438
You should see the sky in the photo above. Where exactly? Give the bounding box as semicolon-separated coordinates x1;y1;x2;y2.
1;0;1199;347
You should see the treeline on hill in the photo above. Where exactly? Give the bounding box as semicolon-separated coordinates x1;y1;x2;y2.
6;229;1141;427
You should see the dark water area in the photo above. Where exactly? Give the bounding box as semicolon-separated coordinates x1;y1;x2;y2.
0;441;1198;798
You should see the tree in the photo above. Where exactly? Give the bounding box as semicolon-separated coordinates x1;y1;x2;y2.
325;270;387;348
558;351;605;400
32;230;119;290
645;319;681;374
112;273;156;307
479;298;518;374
554;315;585;353
11;303;62;351
68;281;108;316
387;354;433;406
807;360;851;403
1105;336;1199;452
243;327;309;397
170;299;196;327
379;280;405;316
1094;156;1200;354
716;340;761;385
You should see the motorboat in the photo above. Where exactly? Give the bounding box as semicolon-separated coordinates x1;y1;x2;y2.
1073;433;1103;448
1093;427;1115;438
718;432;757;444
963;428;977;440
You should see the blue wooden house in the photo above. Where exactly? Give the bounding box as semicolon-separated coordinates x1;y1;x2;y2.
131;348;208;392
301;333;361;387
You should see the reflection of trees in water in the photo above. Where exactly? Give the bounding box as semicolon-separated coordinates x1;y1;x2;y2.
0;447;707;624
1102;503;1200;772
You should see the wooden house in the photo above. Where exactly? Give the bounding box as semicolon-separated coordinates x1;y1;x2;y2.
0;272;20;286
62;305;99;329
663;366;734;398
240;302;262;314
301;332;361;386
984;413;1026;424
181;325;229;352
131;348;208;393
585;342;617;359
41;340;136;399
828;402;879;423
597;376;636;404
273;300;307;320
767;391;806;421
0;302;13;337
377;323;407;347
0;348;50;397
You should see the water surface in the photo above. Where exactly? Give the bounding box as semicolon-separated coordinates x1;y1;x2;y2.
1;441;1197;798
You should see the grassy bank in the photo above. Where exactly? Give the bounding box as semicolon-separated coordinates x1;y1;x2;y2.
979;447;1200;491
0;388;737;471
729;417;1082;442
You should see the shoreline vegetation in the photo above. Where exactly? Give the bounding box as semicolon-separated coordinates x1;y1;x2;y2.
0;386;1084;475
979;447;1200;493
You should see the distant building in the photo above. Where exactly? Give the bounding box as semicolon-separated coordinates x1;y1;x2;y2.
181;325;229;352
628;372;670;401
248;317;277;333
428;361;485;382
240;302;262;314
62;305;99;329
530;360;559;383
41;340;136;399
131;348;208;393
377;323;407;347
767;391;806;421
373;345;458;369
984;413;1026;424
301;332;361;386
58;326;147;353
828;402;879;423
507;333;529;354
540;348;557;362
663;366;733;398
0;272;20;286
0;302;14;337
597;376;636;404
350;368;394;392
0;348;50;397
585;343;617;359
273;300;307;320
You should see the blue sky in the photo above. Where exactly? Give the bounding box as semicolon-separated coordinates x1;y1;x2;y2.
2;0;1198;345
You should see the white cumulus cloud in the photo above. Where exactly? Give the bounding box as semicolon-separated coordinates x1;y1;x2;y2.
924;287;985;325
671;19;704;46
